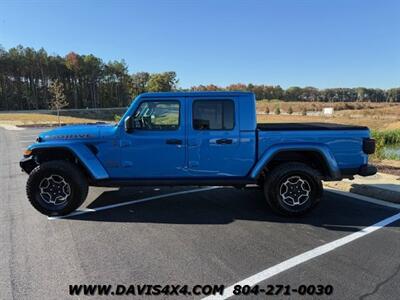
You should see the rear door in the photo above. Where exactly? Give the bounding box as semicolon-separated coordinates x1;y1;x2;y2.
186;97;244;177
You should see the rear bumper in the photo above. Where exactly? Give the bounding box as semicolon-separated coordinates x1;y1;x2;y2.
358;164;377;177
20;156;38;174
339;164;377;179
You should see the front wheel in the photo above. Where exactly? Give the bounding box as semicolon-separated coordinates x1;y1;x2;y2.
26;160;88;216
263;162;323;217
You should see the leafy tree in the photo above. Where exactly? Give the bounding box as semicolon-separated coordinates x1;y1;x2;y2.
387;88;400;102
357;87;366;101
129;72;150;97
285;86;302;101
146;72;178;92
226;83;247;91
202;84;222;91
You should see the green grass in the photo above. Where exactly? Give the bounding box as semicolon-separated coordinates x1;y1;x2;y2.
372;129;400;145
371;129;400;160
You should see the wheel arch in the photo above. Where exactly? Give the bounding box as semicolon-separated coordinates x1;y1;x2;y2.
250;144;341;181
29;144;109;181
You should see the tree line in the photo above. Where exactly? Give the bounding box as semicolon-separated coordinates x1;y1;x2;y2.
190;84;400;103
0;45;399;110
0;45;178;110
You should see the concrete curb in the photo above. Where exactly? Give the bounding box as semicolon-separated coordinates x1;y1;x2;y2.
0;124;25;131
324;178;400;204
15;123;108;128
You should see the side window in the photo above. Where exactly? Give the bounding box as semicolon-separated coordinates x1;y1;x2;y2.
133;101;179;130
193;100;234;130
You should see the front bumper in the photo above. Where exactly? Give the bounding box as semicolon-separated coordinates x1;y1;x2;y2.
20;156;38;174
358;164;377;177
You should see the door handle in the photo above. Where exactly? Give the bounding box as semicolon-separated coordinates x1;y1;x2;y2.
166;139;183;145
215;138;233;144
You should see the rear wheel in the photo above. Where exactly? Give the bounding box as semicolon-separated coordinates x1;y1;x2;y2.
263;162;322;217
26;160;88;216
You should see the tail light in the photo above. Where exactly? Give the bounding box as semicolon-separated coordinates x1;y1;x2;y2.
363;138;375;154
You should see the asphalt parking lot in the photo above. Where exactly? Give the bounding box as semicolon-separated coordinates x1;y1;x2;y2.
1;126;400;300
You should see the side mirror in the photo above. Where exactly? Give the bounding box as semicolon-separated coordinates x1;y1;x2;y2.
124;116;134;133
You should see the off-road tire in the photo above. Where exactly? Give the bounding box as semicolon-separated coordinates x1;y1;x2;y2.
26;160;88;216
263;162;323;217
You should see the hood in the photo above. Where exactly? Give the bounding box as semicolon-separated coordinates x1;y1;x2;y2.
38;123;116;142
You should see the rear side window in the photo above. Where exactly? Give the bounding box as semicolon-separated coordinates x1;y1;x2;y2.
133;101;179;130
193;100;234;130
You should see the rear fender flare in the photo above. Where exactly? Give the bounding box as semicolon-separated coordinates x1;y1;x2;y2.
250;143;340;180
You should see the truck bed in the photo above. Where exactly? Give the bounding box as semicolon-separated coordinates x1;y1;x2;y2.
257;122;368;131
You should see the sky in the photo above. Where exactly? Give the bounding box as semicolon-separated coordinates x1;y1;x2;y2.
0;0;399;89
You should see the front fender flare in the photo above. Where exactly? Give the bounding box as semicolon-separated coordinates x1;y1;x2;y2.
28;142;109;180
250;143;341;180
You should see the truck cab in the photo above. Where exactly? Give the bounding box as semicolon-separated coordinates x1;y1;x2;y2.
117;92;256;179
21;92;376;217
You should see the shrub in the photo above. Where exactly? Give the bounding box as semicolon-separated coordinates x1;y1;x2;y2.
372;132;385;160
274;106;281;115
311;103;317;111
114;114;122;122
344;103;355;110
288;106;293;114
265;106;270;114
301;107;307;116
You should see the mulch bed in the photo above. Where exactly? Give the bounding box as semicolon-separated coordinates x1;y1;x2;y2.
375;164;400;177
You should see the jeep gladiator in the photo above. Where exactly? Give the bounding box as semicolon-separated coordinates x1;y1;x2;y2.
20;91;376;216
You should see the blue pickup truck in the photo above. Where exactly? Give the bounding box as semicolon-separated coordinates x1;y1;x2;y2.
20;91;376;217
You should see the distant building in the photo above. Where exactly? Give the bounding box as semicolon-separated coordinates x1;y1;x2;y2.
323;107;334;116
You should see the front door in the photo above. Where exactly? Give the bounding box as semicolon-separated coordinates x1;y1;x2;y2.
119;98;186;178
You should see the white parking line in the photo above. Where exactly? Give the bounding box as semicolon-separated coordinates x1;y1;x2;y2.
203;211;400;300
325;187;400;209
48;186;220;220
47;182;400;299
